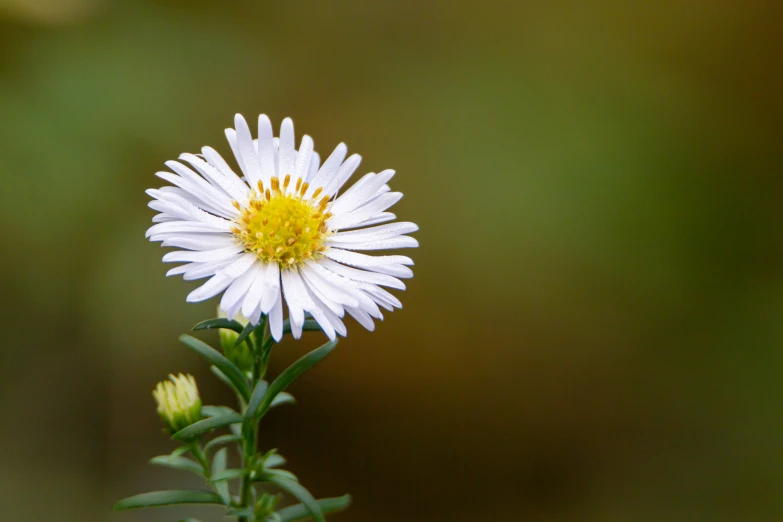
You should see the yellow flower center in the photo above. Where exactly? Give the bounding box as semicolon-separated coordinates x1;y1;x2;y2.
232;175;332;266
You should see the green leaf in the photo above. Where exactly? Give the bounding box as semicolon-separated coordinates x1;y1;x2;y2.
178;518;204;522
172;412;242;441
212;447;231;504
270;392;296;408
264;453;287;469
210;468;248;482
244;380;270;427
257;474;324;522
210;365;245;396
192;317;244;334
276;495;352;522
171;446;191;457
234;320;256;347
113;490;224;511
262;468;298;482
179;335;250;401
149;455;203;475
204;434;242;453
259;339;337;416
202;405;239;418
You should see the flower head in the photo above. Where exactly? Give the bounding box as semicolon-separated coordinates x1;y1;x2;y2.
153;373;202;432
146;114;418;341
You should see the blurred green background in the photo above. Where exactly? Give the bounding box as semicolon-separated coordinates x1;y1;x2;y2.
1;1;783;520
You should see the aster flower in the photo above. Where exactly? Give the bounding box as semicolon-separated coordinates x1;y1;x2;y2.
146;114;417;341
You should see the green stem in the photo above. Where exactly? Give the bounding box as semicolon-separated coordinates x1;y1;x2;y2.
238;317;269;521
190;442;210;479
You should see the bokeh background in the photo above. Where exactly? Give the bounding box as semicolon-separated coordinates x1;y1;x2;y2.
2;1;783;521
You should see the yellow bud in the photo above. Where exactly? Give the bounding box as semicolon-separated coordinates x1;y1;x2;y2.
152;373;202;433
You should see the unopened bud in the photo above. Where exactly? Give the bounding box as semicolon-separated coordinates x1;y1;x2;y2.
152;373;202;432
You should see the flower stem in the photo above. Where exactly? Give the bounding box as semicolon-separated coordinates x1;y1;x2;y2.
238;316;269;521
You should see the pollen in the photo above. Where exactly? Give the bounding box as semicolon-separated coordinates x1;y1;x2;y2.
233;176;331;266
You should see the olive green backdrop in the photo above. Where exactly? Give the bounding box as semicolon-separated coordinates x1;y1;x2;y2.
1;1;782;521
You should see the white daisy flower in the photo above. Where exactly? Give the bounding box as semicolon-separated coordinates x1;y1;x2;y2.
146;114;417;341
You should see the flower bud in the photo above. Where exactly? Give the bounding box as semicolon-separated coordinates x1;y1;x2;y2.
218;307;254;372
152;373;202;433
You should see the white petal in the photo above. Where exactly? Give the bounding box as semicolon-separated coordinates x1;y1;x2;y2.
315;258;405;290
186;273;233;303
325;248;413;267
338;212;397;229
306;151;321;183
328;153;362;196
180;257;239;280
326;236;419;251
327;192;403;230
280;269;310;330
242;262;268;318
328;222;418;243
269;290;284;341
181;152;248;203
161;234;239;251
301;263;359;306
234;114;263;187
257;114;276;184
306;143;347;196
293;135;314;185
162;245;244;263
225;128;246;177
330;170;395;216
260;262;281;314
278;118;296;186
146;221;230;239
367;264;414;279
202;146;251;199
345;305;375;331
220;260;258;314
151;213;178;223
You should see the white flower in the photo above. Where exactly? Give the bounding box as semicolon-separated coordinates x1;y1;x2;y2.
146;114;417;341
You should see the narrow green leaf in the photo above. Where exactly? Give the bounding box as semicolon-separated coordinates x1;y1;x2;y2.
204;434;242;453
212;447;230;504
172;412;242;441
264;453;287;469
210;468;248;482
193;317;244;334
262;468;298;482
276;495;352;522
171;446;190;457
113;490;223;511
243;380;270;427
179;518;204;522
234;320;256;347
257;474;324;522
179;335;250;401
259;339;337;416
270;392;296;408
210;365;244;396
149;455;203;475
202;405;239;418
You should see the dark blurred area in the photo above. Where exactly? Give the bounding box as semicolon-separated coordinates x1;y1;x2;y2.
2;0;783;520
